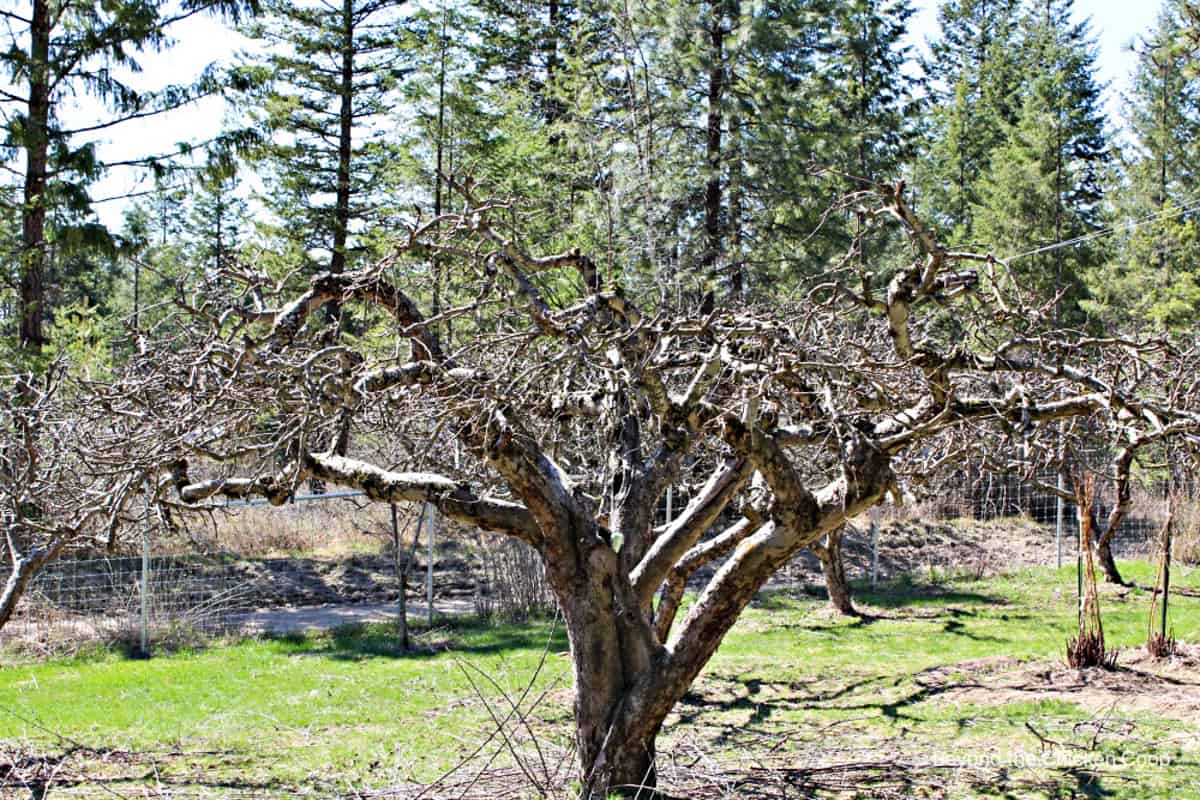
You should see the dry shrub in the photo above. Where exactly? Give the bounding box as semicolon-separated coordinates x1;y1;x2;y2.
1173;495;1200;566
171;499;401;557
1066;630;1118;669
1066;476;1118;671
1146;630;1177;660
472;534;554;623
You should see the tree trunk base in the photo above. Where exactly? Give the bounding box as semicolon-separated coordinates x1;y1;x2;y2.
1095;540;1127;586
813;530;856;616
582;743;658;799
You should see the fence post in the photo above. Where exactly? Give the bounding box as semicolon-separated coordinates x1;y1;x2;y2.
665;486;673;524
391;503;403;637
1076;502;1084;627
1055;471;1065;569
870;508;880;589
426;503;436;627
140;483;152;657
1162;514;1173;637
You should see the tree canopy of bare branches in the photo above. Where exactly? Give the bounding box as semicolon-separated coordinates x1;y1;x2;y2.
72;180;1200;798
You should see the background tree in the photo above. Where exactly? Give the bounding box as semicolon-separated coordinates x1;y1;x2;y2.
789;0;920;614
238;0;409;297
187;161;248;280
916;0;1021;243
972;0;1109;319
0;0;257;360
1084;1;1200;331
0;368;158;628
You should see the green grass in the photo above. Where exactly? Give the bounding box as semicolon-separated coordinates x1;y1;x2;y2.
2;560;1200;797
725;561;1200;675
0;616;575;792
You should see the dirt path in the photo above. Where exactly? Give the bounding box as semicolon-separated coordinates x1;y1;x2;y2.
228;597;477;635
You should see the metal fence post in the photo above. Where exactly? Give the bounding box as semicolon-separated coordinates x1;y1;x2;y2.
1162;513;1173;637
665;486;673;524
1055;471;1065;569
870;508;880;589
140;484;152;657
426;503;436;627
391;503;402;628
1076;503;1084;627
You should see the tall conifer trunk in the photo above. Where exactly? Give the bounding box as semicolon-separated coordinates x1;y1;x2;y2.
331;0;355;281
20;0;51;353
701;1;724;283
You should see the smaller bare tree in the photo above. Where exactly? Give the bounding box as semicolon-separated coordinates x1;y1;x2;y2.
0;367;153;630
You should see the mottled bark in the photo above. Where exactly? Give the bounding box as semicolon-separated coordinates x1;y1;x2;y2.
0;543;64;629
554;544;663;798
653;517;758;640
811;528;855;615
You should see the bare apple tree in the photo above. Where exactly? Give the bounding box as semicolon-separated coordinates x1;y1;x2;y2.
0;367;163;629
114;180;1199;797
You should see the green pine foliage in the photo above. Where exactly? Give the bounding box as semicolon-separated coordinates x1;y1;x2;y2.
972;0;1110;320
1083;0;1200;331
4;0;1200;359
238;0;410;280
916;0;1022;244
0;0;257;356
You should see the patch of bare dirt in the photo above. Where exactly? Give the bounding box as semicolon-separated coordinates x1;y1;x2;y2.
938;642;1200;729
773;515;1157;588
228;550;477;607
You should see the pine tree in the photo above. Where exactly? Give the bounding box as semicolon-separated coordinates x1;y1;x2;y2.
813;0;921;265
973;0;1109;317
624;0;839;296
916;0;1022;244
0;0;256;357
1084;0;1200;331
239;0;409;282
188;164;248;280
471;0;581;122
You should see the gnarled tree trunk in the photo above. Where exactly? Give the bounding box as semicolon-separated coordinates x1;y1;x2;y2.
811;527;855;615
542;522;667;798
0;542;63;630
1091;456;1131;587
1094;535;1125;586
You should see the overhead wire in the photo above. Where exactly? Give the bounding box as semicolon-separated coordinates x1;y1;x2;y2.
1002;195;1200;262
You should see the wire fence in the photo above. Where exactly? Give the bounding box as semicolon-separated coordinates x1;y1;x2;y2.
914;469;1186;556
3;471;1197;655
784;470;1198;589
4;556;253;653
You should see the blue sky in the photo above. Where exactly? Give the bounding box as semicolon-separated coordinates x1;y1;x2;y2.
86;0;1164;228
907;0;1160;117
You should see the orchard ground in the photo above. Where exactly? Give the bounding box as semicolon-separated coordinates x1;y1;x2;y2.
1;560;1198;799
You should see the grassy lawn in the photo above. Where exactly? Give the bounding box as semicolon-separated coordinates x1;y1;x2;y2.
2;560;1199;798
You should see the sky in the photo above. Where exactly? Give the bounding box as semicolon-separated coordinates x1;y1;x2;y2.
84;0;1165;229
904;0;1160;118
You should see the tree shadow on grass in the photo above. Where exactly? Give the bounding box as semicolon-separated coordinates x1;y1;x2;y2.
674;653;1014;734
854;578;1007;610
264;616;569;662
